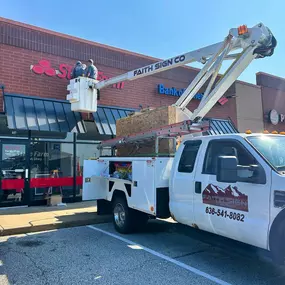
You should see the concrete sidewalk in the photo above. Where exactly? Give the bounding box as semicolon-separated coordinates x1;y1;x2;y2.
0;201;112;236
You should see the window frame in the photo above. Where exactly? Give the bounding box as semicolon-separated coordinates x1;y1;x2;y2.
178;140;202;173
202;139;266;184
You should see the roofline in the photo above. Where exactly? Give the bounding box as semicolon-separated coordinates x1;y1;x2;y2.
0;17;160;63
0;17;277;87
0;17;202;73
0;17;214;75
236;79;261;89
256;71;285;82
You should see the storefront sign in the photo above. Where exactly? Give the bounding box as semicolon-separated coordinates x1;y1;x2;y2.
30;151;49;162
30;59;124;89
269;109;285;125
2;144;25;160
157;84;228;105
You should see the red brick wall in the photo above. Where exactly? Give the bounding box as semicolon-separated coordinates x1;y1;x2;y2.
0;43;237;127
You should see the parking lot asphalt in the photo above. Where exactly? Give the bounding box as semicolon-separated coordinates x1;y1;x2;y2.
0;219;285;285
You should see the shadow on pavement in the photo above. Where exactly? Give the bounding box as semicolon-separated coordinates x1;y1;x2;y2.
0;219;284;285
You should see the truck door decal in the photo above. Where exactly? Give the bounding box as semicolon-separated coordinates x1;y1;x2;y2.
202;184;248;212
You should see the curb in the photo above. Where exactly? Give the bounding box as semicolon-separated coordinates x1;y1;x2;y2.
0;215;112;237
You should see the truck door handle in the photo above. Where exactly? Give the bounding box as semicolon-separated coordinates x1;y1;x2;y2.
195;182;202;194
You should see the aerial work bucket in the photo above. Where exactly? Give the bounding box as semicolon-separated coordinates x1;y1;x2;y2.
67;77;98;113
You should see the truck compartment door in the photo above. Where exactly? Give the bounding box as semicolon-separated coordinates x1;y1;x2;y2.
83;160;108;201
130;160;155;215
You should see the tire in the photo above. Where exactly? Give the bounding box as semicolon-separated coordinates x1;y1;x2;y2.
112;196;135;234
270;219;285;265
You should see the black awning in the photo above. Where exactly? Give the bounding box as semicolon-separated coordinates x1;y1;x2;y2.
93;106;135;136
206;118;238;135
4;93;86;133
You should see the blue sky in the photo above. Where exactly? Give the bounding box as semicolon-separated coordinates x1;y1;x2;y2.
1;0;284;84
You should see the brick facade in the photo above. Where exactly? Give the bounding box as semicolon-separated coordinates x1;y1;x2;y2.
0;17;238;126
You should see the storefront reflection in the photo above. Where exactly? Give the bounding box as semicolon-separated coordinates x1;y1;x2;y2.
0;144;26;204
0;138;109;206
30;141;74;201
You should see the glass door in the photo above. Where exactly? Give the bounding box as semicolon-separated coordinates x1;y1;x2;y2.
0;140;29;207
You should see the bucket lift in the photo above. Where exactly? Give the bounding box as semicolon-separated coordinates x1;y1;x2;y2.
67;77;99;112
66;23;276;123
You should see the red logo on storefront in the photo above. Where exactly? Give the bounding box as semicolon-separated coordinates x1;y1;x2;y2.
30;59;124;89
31;59;57;77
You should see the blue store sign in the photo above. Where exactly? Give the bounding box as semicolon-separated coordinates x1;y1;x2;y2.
157;84;203;100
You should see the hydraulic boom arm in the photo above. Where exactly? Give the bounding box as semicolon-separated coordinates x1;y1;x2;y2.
80;23;276;121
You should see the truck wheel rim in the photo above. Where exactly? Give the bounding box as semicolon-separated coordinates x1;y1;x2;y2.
114;203;126;227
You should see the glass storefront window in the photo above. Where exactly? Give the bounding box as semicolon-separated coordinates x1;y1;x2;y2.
30;141;74;201
0;127;111;206
0;142;27;205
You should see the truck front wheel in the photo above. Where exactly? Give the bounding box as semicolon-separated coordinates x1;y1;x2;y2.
112;196;134;234
270;219;285;265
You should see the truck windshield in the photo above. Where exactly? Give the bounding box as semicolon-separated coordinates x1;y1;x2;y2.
247;136;285;171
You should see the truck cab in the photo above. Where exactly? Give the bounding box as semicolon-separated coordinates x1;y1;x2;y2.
170;133;285;263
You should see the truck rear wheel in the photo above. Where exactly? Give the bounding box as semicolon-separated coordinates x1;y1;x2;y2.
112;196;135;234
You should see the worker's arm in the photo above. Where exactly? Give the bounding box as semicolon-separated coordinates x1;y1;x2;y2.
94;66;98;80
86;66;90;77
71;67;76;79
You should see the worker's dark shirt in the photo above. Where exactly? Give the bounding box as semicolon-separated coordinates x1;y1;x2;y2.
86;64;98;79
72;65;85;78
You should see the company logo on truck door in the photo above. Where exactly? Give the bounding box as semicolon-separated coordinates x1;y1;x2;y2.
202;184;248;212
133;55;186;77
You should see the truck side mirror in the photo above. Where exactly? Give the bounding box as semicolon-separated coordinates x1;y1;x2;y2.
216;156;238;183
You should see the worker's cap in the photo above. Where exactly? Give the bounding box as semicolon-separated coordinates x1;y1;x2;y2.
76;61;82;65
88;59;94;64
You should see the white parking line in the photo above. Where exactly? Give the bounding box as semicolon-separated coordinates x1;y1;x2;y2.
87;225;232;285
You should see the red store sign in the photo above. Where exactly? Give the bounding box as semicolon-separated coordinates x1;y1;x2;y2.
30;59;124;89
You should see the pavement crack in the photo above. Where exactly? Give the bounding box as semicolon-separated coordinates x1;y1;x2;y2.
173;249;206;259
9;247;49;285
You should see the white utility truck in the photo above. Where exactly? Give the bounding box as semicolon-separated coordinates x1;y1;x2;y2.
76;24;284;263
84;133;285;264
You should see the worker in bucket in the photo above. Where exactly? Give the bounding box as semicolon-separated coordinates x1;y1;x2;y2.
71;61;85;79
86;59;98;80
82;64;87;75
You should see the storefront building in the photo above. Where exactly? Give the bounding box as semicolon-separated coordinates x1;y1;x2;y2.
0;17;280;207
